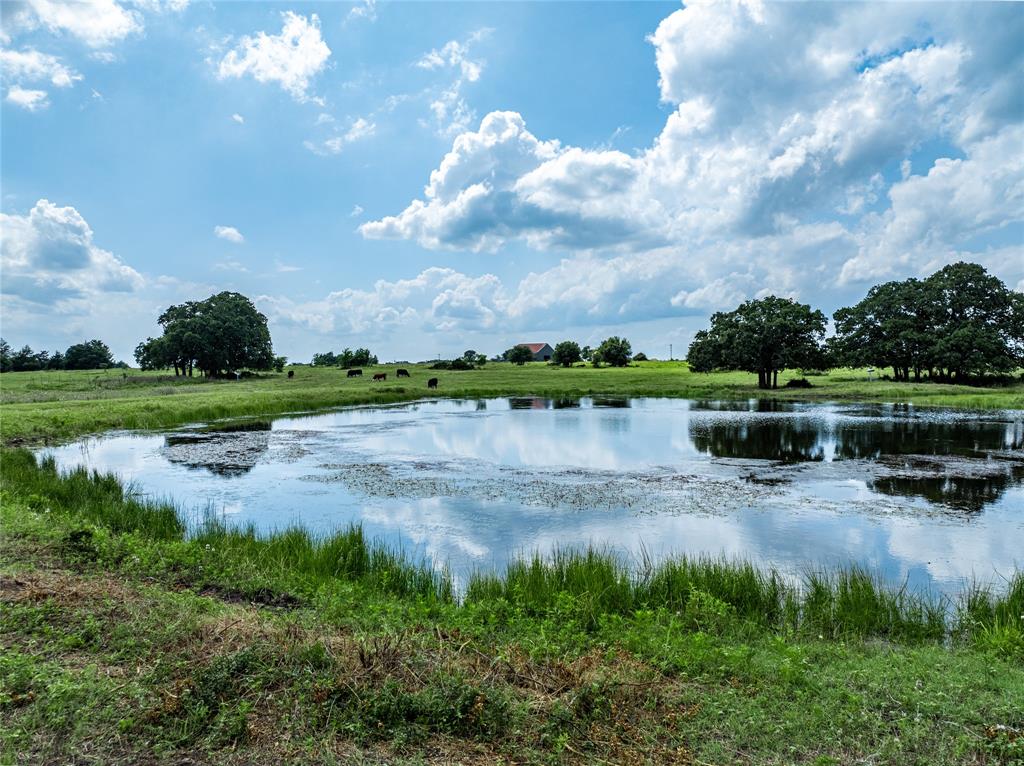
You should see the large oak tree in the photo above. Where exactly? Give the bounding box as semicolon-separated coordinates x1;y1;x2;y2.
687;297;827;389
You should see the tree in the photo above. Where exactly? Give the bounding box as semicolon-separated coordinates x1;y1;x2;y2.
632;352;648;362
832;279;932;381
144;292;275;377
0;339;12;372
349;348;378;367
11;345;43;371
47;351;65;370
551;340;581;367
65;340;115;370
831;262;1024;382
311;351;337;367
135;337;174;371
505;345;534;365
923;262;1023;381
595;336;632;367
687;297;827;389
580;345;593;362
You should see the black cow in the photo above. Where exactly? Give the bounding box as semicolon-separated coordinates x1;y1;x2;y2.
396;368;410;378
373;373;387;382
427;377;438;389
347;369;362;378
287;370;294;379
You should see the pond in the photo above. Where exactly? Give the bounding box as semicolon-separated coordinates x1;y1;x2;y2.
42;397;1024;597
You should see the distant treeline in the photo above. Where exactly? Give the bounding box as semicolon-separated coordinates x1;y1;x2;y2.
501;337;639;367
0;338;123;373
310;348;378;368
689;262;1024;388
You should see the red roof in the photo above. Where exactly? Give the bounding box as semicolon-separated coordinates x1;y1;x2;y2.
518;343;550;353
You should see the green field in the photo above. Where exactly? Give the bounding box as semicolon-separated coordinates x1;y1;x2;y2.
1;364;1023;764
3;361;1022;445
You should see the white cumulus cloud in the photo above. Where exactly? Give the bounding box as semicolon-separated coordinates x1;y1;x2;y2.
360;1;1023;331
20;0;143;48
217;12;331;103
213;225;245;244
0;199;144;306
5;84;49;110
0;48;82;87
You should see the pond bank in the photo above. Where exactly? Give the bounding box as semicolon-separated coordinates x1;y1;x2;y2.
1;447;1022;765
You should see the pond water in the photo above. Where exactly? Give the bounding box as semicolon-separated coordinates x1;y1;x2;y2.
42;397;1024;596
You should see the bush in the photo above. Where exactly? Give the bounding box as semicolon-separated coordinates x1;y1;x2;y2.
632;352;648;362
430;358;476;371
784;378;813;388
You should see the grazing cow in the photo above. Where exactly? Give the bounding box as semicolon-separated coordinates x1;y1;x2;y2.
347;369;362;378
287;370;294;379
373;373;387;382
396;368;410;378
427;377;438;389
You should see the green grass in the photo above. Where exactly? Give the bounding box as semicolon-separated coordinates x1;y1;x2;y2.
3;361;1022;445
2;449;1022;764
2;365;1023;764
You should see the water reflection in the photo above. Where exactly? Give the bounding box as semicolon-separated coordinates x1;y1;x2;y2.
690;419;827;462
162;420;272;477
870;470;1024;513
39;398;1024;597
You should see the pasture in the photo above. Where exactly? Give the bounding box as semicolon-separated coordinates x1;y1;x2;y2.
2;360;1022;445
1;363;1023;765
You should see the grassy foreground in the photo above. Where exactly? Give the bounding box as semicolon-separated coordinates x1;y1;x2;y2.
2;361;1023;445
2;450;1023;765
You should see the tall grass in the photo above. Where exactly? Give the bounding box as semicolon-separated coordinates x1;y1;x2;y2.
466;548;957;641
3;448;1020;648
192;519;451;602
0;448;184;540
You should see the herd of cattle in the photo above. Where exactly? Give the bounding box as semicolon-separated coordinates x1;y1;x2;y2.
287;367;438;389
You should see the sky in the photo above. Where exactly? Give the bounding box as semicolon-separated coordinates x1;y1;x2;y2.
1;0;1022;364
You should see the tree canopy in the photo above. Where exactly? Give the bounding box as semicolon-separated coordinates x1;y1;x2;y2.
311;348;378;368
135;292;274;377
551;341;582;367
1;339;114;372
688;297;827;389
65;340;115;370
832;262;1024;381
504;345;534;365
594;336;632;367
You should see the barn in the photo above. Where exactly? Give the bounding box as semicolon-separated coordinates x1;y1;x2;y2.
518;342;554;362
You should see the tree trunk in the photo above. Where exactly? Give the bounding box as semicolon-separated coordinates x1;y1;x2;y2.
772;370;778;389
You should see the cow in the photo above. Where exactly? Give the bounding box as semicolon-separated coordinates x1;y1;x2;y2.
347;369;362;378
373;373;387;382
287;370;294;379
396;368;410;378
427;377;438;389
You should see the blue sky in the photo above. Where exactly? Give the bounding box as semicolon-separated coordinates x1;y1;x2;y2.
2;1;1022;363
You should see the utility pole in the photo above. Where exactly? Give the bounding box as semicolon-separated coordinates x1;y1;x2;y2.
669;344;673;361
